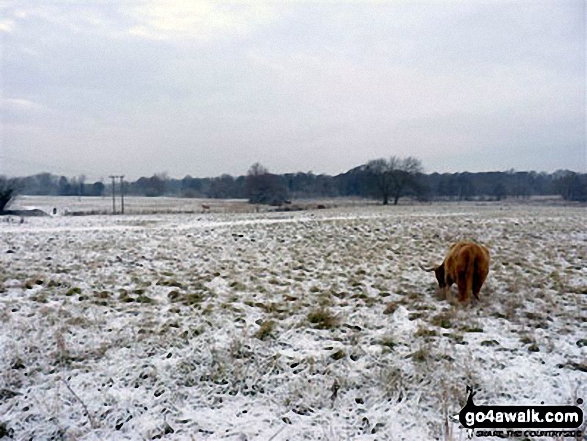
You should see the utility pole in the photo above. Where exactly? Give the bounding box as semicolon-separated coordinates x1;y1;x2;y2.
109;175;125;214
119;176;125;214
109;175;117;214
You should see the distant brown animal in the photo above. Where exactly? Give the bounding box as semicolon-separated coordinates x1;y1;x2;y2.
201;204;210;213
423;241;490;304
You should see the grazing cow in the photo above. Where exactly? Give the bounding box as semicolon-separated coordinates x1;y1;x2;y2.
424;241;490;304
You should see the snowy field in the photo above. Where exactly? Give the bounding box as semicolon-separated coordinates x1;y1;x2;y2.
9;195;254;216
9;195;371;216
0;201;586;440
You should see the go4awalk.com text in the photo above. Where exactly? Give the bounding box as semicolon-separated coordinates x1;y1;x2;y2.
475;429;583;438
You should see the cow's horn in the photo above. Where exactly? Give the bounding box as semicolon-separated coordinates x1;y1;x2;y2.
420;264;436;272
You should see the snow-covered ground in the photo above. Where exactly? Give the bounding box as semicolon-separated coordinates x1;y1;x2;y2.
9;195;253;215
0;201;585;440
9;195;372;216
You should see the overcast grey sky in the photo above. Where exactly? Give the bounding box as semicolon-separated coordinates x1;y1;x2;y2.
0;0;585;180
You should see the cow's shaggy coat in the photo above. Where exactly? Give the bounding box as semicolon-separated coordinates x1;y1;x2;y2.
432;241;490;304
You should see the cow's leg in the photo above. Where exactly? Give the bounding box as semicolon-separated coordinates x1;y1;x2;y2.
443;277;454;302
456;271;470;304
472;270;488;301
457;284;469;304
472;278;481;301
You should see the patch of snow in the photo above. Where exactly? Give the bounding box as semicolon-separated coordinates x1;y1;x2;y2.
0;201;585;440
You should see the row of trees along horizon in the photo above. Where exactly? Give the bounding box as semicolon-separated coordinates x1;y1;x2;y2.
2;156;587;212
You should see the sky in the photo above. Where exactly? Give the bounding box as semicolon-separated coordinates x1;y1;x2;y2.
0;0;585;181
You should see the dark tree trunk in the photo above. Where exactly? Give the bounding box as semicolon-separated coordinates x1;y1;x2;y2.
0;189;14;212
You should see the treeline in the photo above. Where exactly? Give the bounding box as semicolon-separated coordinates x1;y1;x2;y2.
113;167;587;203
11;167;587;203
15;173;105;197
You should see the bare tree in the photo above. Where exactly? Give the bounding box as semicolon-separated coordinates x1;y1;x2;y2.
365;156;423;205
78;175;86;196
0;177;18;213
390;156;423;205
365;158;394;205
555;171;587;202
245;163;288;205
209;174;236;198
248;162;269;178
142;173;167;197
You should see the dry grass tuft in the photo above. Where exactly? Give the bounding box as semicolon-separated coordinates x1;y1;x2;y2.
430;309;457;329
307;308;340;330
254;320;276;340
